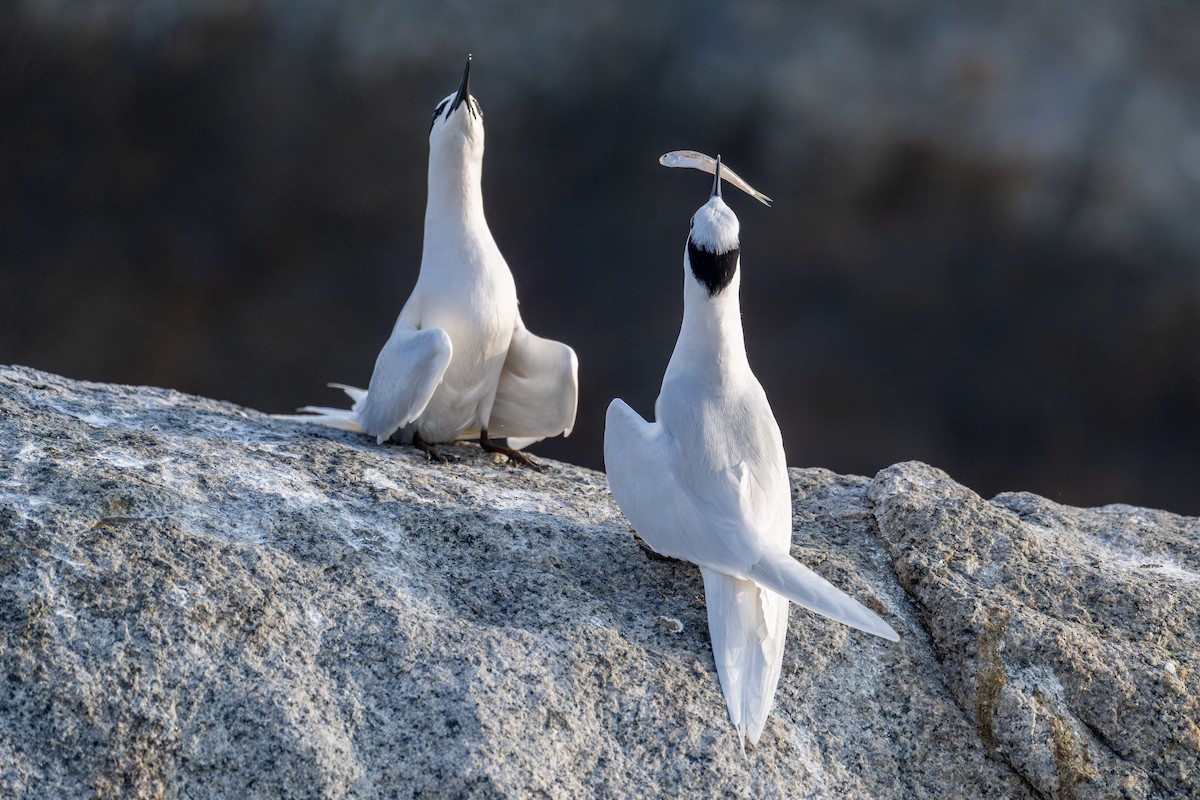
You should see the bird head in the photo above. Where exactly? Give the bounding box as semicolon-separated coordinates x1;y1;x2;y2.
686;156;741;296
429;55;484;155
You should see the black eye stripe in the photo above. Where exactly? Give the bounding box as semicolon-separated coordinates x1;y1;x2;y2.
429;97;483;132
687;238;739;296
430;99;450;132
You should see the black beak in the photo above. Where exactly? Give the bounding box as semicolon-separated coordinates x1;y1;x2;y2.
451;54;472;113
711;154;723;199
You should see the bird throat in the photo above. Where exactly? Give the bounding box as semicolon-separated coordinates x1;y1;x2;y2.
687;239;739;296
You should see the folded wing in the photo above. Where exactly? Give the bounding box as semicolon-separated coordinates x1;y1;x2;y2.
605;398;898;642
356;325;453;444
749;551;899;641
489;325;579;450
603;399;759;572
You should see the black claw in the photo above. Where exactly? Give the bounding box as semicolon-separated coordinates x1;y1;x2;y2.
413;431;448;463
479;430;545;471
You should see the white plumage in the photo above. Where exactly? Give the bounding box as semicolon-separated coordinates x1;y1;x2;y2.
604;156;898;749
279;57;577;463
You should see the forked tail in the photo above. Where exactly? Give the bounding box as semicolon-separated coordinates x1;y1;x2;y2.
701;568;790;750
271;384;366;434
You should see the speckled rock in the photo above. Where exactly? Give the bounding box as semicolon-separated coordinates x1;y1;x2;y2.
869;462;1199;799
0;365;1194;798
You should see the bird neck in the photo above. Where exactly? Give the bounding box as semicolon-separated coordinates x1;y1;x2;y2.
424;146;487;232
671;274;749;376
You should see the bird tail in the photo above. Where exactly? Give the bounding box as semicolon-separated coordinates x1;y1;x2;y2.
748;550;899;642
700;567;790;750
327;383;368;404
271;384;366;433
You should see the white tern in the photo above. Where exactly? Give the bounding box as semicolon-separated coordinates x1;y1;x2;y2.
604;155;898;749
280;56;578;468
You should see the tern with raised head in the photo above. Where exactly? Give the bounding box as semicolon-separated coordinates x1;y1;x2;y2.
604;155;898;748
279;56;578;468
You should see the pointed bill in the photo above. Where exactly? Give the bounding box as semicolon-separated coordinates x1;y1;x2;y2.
660;150;773;207
451;54;472;112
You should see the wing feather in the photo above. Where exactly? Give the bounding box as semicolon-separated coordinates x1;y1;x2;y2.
357;325;453;444
606;399;898;642
488;326;579;449
750;552;899;641
604;399;757;571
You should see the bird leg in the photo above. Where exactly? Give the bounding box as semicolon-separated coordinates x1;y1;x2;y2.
412;431;447;463
479;428;543;470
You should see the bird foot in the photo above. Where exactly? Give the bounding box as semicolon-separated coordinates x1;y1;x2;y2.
479;433;545;471
412;433;449;463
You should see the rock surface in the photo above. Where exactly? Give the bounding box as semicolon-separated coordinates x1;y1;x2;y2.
0;364;1195;799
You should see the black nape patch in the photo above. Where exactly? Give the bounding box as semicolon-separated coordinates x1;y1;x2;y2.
687;239;739;296
430;99;450;132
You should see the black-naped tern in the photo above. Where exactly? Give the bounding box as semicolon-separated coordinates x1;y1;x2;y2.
605;155;898;749
279;56;578;468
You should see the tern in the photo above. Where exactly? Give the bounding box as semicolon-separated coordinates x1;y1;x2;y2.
604;155;898;748
279;56;578;468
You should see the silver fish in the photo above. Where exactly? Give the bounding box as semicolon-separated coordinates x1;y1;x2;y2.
659;150;773;207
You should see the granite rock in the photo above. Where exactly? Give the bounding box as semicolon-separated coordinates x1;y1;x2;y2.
0;365;1195;798
869;463;1199;799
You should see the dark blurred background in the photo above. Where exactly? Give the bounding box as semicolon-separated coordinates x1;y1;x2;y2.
3;1;1199;514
